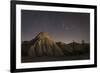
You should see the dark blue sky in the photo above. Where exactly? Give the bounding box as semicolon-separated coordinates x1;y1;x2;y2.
21;10;90;43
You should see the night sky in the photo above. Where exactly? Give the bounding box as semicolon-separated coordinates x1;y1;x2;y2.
21;10;90;44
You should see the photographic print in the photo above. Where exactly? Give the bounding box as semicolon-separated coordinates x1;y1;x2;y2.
11;1;97;72
21;10;90;63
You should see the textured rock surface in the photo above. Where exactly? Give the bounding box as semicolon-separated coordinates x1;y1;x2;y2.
28;32;64;57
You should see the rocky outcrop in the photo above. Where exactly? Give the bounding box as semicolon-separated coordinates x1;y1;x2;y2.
28;32;64;57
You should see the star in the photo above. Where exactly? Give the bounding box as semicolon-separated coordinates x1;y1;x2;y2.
62;24;70;31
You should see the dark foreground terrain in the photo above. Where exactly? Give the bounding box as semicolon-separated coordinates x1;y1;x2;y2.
22;54;89;63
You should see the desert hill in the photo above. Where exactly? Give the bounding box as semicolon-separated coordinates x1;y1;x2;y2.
28;32;64;57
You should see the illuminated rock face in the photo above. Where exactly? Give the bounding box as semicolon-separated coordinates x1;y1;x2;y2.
28;32;64;57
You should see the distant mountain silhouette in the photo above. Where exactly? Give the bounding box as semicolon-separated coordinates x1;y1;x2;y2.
21;32;90;62
56;41;90;56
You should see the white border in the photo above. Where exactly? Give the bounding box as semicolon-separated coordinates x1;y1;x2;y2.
16;4;94;69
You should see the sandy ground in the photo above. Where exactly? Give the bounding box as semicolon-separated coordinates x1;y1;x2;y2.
21;54;90;63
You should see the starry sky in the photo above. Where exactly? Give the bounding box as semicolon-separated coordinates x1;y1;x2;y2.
21;10;90;44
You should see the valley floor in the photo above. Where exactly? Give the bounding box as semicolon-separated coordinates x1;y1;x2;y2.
21;54;90;63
